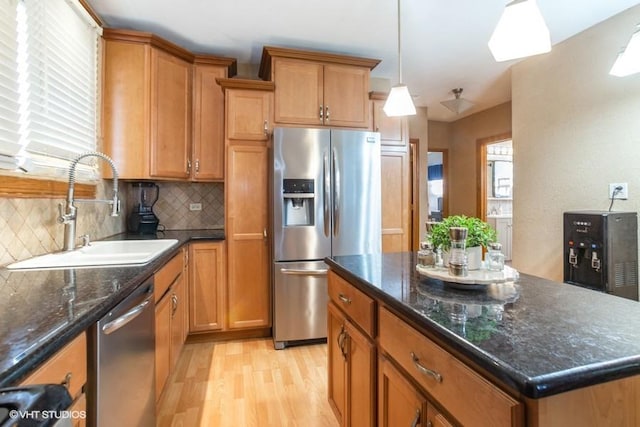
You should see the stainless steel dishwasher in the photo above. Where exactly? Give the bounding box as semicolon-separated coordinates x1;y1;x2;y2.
88;278;155;427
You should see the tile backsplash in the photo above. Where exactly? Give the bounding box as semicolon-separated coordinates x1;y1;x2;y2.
0;181;225;267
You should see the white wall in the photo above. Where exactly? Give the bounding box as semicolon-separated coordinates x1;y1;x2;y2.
512;5;640;280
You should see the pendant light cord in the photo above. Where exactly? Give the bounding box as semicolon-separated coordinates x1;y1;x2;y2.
396;0;402;85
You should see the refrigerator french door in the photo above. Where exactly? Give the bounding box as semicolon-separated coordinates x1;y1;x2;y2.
272;127;381;349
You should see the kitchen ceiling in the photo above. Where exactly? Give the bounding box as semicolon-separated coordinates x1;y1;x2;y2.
85;0;640;121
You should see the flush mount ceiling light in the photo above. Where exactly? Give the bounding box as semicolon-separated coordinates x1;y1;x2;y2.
383;0;416;117
488;0;551;62
610;24;640;77
440;88;474;115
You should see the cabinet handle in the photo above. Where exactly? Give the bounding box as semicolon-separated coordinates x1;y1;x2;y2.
61;372;72;389
263;120;268;136
263;228;267;239
410;352;443;383
410;409;421;427
171;294;178;315
338;293;351;305
319;105;324;121
325;106;330;122
337;326;347;360
195;159;200;173
186;159;192;173
426;421;433;427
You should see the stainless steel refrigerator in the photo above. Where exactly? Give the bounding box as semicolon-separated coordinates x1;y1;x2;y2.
272;127;381;349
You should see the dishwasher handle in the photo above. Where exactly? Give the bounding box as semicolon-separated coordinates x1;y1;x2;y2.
102;297;152;335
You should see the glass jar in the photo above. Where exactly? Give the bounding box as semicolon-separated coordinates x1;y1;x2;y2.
448;227;468;276
417;241;436;268
487;242;505;272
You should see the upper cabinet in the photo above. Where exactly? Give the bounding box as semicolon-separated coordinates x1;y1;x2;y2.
259;46;380;129
102;29;236;181
370;92;408;147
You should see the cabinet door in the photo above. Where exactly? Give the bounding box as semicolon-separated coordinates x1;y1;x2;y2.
150;48;192;178
192;64;225;180
227;145;270;328
345;320;376;427
155;294;171;401
189;241;226;332
323;64;369;128
381;150;410;253
495;218;512;261
427;402;455;427
170;272;187;371
379;355;427;427
328;302;347;425
273;58;324;125
372;100;406;146
226;89;272;141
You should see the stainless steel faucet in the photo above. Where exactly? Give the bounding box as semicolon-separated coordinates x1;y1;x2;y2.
58;152;120;251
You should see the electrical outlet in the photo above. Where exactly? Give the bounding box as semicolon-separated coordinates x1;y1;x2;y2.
609;183;628;200
189;203;202;211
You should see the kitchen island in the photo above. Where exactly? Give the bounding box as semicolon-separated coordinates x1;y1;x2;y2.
325;252;640;426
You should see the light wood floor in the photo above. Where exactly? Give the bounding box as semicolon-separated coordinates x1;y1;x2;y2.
157;338;340;427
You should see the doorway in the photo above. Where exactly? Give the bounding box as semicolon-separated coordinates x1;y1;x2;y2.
427;149;448;222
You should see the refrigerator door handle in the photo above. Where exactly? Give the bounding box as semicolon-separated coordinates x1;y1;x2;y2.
332;148;340;236
323;151;330;237
280;268;328;276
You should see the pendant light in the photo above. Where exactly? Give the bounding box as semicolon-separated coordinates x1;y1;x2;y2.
488;0;551;62
610;24;640;77
383;0;416;117
440;88;474;115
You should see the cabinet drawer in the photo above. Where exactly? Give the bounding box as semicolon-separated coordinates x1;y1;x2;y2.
328;271;375;338
379;307;522;427
21;332;87;400
155;250;184;303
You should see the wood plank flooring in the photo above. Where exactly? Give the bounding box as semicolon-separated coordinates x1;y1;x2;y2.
157;338;339;427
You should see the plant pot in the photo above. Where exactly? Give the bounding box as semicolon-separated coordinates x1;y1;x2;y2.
466;246;482;270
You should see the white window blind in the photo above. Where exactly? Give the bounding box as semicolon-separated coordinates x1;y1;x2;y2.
1;0;102;181
0;0;23;166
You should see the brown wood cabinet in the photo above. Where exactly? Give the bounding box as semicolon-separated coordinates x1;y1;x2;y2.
192;56;236;181
21;332;87;426
188;241;226;332
259;47;380;128
381;150;411;253
220;79;274;331
370;93;407;146
378;354;427;427
327;271;376;427
102;29;235;181
154;249;188;400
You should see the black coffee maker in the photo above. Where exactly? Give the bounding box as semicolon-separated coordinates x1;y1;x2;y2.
127;182;160;234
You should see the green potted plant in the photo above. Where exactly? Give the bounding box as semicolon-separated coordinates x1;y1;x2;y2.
428;215;497;269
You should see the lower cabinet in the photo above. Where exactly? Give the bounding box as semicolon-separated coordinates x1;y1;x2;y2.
381;149;411;253
155;249;188;401
189;241;226;332
328;302;375;427
21;332;87;427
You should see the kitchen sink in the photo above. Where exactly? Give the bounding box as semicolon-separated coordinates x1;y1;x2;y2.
6;239;179;270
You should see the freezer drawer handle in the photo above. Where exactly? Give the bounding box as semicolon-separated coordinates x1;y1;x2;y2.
102;297;152;335
280;268;328;276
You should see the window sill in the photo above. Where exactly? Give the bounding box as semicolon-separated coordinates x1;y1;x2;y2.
0;176;96;199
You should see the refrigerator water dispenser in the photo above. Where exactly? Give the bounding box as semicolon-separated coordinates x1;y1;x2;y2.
283;179;314;226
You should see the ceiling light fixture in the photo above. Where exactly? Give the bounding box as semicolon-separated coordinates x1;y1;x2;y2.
383;0;416;117
488;0;551;62
610;24;640;77
440;88;474;115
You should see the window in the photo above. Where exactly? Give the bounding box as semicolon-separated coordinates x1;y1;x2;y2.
0;0;101;183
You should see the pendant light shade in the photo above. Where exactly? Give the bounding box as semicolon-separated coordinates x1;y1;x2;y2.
384;0;416;117
440;88;474;115
488;0;551;62
610;25;640;77
384;85;416;117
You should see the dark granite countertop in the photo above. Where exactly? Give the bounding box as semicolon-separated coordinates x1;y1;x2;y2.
0;229;224;387
325;252;640;399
